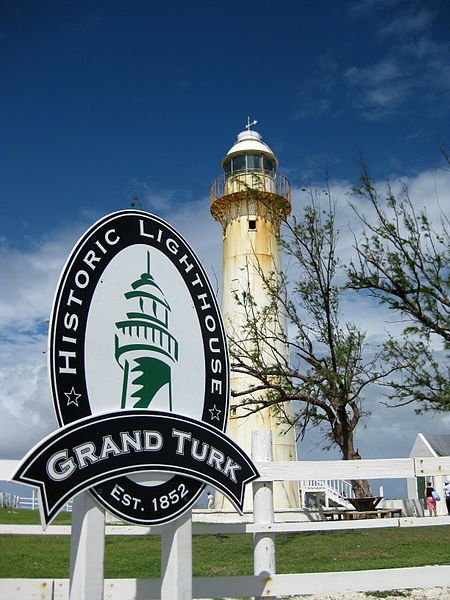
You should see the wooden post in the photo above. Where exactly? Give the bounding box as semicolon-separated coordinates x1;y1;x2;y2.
69;491;105;600
252;430;275;600
160;508;192;600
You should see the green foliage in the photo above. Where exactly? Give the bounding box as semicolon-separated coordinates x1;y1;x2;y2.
382;336;450;411
348;161;450;411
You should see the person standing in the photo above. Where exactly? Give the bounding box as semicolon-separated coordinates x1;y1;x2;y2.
425;481;437;517
443;480;450;516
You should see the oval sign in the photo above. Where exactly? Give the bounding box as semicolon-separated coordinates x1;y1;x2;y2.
49;210;229;524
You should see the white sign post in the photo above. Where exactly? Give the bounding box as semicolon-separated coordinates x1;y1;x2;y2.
69;491;105;600
252;430;275;600
161;509;193;600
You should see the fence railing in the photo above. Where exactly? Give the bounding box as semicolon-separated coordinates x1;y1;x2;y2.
1;443;450;599
0;492;20;509
0;491;72;512
210;171;291;203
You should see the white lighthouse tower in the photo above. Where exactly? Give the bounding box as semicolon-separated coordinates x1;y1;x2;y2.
210;121;299;508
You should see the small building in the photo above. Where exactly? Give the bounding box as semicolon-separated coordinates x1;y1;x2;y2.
408;433;450;516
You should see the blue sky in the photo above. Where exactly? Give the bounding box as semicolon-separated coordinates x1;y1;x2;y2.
2;0;449;242
1;0;450;498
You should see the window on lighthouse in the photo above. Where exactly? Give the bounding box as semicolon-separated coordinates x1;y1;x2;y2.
263;156;275;175
246;155;261;169
232;155;245;171
223;154;276;177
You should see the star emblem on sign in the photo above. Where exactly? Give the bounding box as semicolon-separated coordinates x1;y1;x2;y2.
209;404;221;421
64;387;81;407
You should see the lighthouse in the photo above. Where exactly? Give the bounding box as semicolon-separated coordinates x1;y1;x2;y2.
210;121;299;508
115;251;179;411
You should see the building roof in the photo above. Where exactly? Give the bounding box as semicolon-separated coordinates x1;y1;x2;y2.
425;434;450;457
410;433;450;458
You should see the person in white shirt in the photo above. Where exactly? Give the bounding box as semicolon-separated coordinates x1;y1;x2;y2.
443;480;450;516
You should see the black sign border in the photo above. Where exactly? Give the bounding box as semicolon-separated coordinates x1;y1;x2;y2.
13;411;259;526
48;210;230;524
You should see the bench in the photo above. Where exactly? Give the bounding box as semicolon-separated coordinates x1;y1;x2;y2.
322;509;355;521
351;508;402;519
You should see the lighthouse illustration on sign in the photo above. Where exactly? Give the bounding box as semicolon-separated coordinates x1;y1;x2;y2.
210;120;299;509
114;251;179;411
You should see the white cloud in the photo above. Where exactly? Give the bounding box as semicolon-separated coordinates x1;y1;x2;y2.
0;221;92;333
345;59;402;87
299;3;450;122
0;334;57;459
0;167;447;473
0;245;57;333
345;6;450;120
344;57;413;119
346;0;404;21
378;6;434;37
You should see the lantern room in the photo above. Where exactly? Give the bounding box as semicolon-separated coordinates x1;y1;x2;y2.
210;122;291;228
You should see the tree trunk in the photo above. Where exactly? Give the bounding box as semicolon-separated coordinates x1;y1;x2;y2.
346;449;372;498
351;477;373;498
337;418;373;498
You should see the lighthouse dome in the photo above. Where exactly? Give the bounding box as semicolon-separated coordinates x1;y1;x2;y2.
224;129;277;159
221;127;278;176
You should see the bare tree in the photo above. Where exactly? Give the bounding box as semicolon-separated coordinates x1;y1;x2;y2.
347;162;450;411
229;190;385;497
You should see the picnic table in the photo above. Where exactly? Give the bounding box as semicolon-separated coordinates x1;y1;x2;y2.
350;508;403;519
322;507;402;521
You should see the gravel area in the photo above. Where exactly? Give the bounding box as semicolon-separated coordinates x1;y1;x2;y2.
290;588;450;599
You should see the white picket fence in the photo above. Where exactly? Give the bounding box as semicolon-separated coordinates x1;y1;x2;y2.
1;434;450;600
0;490;73;512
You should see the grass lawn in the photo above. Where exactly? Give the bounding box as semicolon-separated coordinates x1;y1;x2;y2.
1;508;449;579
